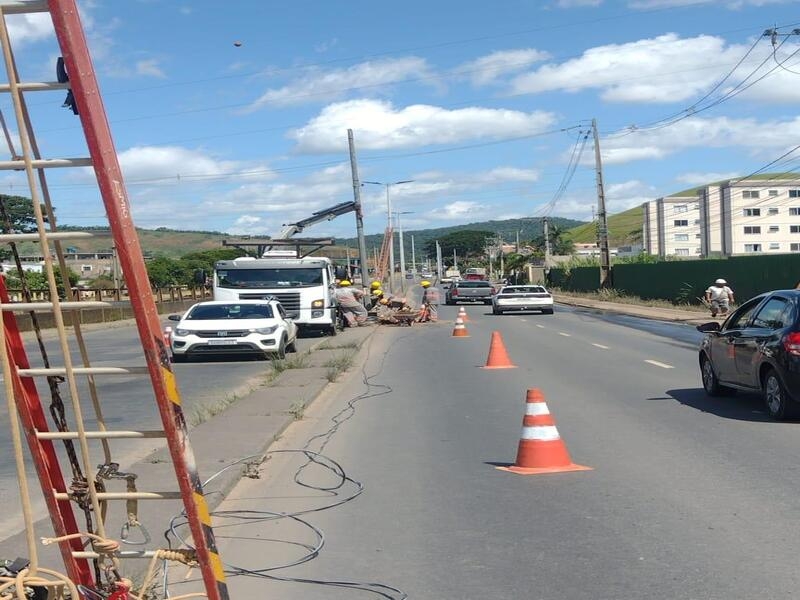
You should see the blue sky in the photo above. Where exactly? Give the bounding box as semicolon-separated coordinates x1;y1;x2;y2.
2;0;799;239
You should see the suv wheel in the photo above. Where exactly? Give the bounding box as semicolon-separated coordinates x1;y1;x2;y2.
271;337;287;360
172;354;188;364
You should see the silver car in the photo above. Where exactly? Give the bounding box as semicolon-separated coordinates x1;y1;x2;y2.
492;285;554;315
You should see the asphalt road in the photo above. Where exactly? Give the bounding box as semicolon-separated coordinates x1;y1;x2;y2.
206;303;800;600
0;318;327;540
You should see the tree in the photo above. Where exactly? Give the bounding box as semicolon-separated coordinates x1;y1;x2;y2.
423;230;494;259
0;195;41;261
4;267;78;297
177;248;244;285
145;256;185;288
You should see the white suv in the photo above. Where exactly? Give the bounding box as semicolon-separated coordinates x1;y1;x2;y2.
168;299;298;362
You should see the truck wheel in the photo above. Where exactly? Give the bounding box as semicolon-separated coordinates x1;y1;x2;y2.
172;354;187;363
327;324;338;336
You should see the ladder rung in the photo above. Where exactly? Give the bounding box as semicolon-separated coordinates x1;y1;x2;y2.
17;366;150;376
0;157;92;170
0;81;69;92
36;430;166;440
1;301;112;311
0;1;48;15
0;231;94;242
54;491;182;501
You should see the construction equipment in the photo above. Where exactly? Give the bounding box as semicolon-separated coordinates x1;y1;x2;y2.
0;1;227;598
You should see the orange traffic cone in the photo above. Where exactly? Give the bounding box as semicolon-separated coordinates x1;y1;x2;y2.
481;331;516;369
452;317;470;338
497;389;591;475
457;306;469;322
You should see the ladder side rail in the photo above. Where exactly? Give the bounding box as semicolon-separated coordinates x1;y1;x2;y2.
49;3;228;598
0;276;93;586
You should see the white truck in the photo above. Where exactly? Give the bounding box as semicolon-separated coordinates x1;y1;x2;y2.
213;256;338;335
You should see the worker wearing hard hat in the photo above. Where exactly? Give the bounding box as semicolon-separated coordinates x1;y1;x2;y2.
704;278;734;318
369;286;385;309
335;280;368;326
420;280;441;322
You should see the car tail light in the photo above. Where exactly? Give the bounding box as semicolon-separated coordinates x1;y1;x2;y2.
784;332;800;356
452;287;459;296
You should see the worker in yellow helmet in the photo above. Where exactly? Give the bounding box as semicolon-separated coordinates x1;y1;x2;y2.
335;279;368;326
370;281;382;290
420;280;440;322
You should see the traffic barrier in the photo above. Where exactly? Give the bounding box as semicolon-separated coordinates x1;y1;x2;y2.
452;317;470;338
457;306;469;322
481;331;516;369
497;389;591;475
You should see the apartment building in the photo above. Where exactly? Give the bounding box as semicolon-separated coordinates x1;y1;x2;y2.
644;176;800;257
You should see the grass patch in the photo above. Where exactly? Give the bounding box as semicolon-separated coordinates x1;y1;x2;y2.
189;393;241;427
288;400;306;420
324;350;356;382
553;288;707;312
317;340;360;350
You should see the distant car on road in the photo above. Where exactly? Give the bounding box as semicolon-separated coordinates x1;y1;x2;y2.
445;280;495;305
168;299;298;362
492;285;554;315
697;289;800;420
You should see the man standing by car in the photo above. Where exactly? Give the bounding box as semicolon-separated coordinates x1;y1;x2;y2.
705;278;735;318
335;280;368;326
420;280;440;322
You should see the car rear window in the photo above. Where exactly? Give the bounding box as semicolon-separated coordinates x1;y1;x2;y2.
503;286;547;294
457;281;491;288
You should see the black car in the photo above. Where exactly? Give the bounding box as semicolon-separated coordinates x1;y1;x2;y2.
697;289;800;420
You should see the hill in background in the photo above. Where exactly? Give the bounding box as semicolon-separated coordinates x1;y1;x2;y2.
564;205;643;247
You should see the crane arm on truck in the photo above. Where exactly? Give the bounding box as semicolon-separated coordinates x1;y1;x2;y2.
276;201;357;239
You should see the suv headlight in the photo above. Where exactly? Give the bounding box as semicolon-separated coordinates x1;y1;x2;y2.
253;325;279;334
175;328;191;336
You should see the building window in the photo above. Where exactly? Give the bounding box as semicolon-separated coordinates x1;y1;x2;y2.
744;244;762;253
80;265;92;273
769;225;779;233
790;190;800;198
695;233;702;238
674;204;688;213
674;234;689;241
792;243;800;252
743;208;761;217
743;190;760;199
792;225;800;234
769;207;779;215
769;190;779;197
743;226;761;234
791;207;800;216
674;220;688;227
674;248;689;256
769;243;780;250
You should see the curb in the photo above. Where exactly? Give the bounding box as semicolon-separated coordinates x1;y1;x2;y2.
554;295;712;326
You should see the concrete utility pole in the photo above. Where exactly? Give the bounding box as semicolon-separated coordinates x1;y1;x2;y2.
543;216;551;274
592;118;611;288
411;235;416;273
347;130;369;288
436;240;443;280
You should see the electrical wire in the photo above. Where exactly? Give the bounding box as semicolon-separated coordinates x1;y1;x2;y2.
162;330;413;599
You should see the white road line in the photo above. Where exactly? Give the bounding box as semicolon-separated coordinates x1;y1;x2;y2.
535;324;545;329
645;359;674;369
558;332;571;337
592;343;609;349
520;319;527;322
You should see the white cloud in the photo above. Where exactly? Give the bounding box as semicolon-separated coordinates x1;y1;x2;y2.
135;59;166;79
675;171;741;185
558;0;602;6
290;99;557;153
629;0;793;8
509;34;765;104
428;200;488;220
599;115;800;164
247;57;433;109
115;146;272;183
457;49;551;85
552;180;655;220
6;13;53;45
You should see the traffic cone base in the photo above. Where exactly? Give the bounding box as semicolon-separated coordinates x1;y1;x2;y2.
496;463;592;476
481;331;516;368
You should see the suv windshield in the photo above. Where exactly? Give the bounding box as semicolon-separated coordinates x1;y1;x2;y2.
217;267;323;288
187;304;274;320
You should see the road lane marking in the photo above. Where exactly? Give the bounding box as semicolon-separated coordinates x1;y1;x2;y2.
535;324;545;329
520;319;527;322
558;332;571;337
645;359;674;369
592;343;609;349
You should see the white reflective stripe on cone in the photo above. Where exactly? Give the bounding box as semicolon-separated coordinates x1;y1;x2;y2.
525;403;550;416
521;425;560;441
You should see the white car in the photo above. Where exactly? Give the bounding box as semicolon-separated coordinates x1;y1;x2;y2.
168;299;298;362
492;285;554;315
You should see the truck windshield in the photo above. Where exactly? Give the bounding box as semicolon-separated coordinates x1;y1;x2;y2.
217;268;323;288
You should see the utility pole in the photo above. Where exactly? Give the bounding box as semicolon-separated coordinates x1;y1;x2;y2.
411;235;416;274
543;217;551;274
436;241;443;280
347;129;369;289
453;249;457;271
592;118;611;288
515;229;520;253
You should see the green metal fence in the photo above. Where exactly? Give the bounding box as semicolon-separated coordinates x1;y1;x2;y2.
548;255;800;304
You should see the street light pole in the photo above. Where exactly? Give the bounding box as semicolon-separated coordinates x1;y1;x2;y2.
393;210;413;286
363;179;413;294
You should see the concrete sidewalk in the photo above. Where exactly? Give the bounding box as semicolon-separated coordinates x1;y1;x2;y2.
554;294;715;326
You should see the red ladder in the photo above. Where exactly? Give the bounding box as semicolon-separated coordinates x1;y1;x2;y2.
0;1;228;598
375;226;393;283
